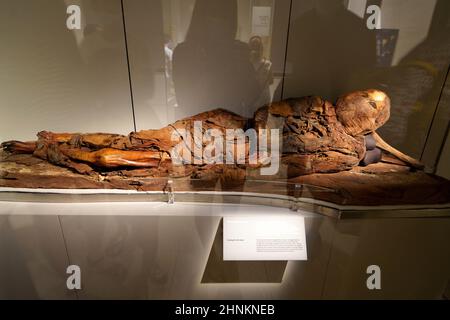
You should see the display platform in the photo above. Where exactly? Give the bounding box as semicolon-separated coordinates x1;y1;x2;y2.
1;151;450;219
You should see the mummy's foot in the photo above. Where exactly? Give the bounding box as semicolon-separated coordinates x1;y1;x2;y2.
1;140;36;154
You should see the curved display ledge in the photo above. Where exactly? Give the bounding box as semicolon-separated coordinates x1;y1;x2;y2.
1;187;450;219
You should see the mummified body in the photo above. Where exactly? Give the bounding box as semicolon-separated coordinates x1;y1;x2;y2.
1;89;421;178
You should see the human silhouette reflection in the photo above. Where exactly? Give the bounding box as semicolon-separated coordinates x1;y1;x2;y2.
376;1;450;158
249;36;274;107
285;0;376;102
172;0;260;118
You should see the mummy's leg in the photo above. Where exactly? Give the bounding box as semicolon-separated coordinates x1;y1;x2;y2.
61;147;167;168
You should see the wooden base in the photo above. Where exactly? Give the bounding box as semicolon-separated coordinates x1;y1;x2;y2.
1;151;449;206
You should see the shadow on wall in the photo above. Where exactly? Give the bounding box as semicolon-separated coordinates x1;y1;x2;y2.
172;0;261;119
283;0;377;102
282;0;450;161
376;0;450;159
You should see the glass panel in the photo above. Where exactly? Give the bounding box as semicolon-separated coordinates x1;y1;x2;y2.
283;0;450;161
0;0;135;142
162;0;278;119
128;0;290;130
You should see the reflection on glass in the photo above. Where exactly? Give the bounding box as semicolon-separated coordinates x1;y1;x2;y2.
376;0;450;159
284;0;450;162
250;35;274;107
162;0;276;119
285;0;377;102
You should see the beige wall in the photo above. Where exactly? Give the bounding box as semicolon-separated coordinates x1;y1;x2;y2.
0;0;135;142
381;0;437;65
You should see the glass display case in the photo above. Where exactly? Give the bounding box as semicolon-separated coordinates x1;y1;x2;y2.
0;0;449;300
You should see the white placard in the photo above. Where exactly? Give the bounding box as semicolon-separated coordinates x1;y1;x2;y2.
223;216;307;261
252;6;272;37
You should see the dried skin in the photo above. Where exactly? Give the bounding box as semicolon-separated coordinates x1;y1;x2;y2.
1;89;421;179
335;89;390;136
255;96;366;175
